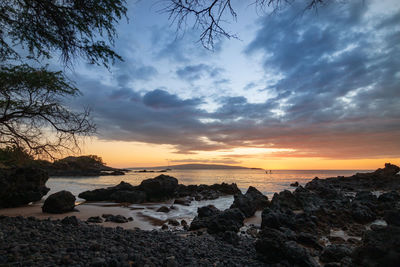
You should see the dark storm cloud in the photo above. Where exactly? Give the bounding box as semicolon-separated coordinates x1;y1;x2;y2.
176;64;223;81
142;89;202;109
74;1;400;159
114;61;158;87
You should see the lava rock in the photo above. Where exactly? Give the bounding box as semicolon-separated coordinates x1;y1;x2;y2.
230;186;269;218
290;181;299;187
42;190;75;214
173;197;191;206
207;208;245;234
0;167;50;208
378;191;400;202
78;181;137;201
61;216;80;225
255;227;318;266
261;208;295;230
139;175;178;201
198;205;220;218
102;214;130;223
352;226;400;266
156;206;170;213
270;190;302;210
168;219;180;226
110;190;147;203
87;216;103;223
320;244;352;263
384;210;400;226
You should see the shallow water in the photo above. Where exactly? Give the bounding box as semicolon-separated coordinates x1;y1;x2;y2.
46;169;370;200
44;169;370;227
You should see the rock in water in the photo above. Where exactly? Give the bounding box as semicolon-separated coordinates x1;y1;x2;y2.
0;167;50;208
42;190;76;213
230;186;269;217
139;175;178;201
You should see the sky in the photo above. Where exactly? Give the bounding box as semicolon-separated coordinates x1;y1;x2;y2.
63;0;399;169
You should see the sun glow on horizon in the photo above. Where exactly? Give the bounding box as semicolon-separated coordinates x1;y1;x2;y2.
78;138;400;170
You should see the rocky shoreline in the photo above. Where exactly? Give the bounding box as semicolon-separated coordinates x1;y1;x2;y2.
1;163;400;266
0;215;264;266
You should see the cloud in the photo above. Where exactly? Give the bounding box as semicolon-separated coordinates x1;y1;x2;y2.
176;64;223;81
69;1;400;160
114;61;158;87
171;158;241;164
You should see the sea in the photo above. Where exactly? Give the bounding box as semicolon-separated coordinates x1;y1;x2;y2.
46;169;370;200
44;169;370;227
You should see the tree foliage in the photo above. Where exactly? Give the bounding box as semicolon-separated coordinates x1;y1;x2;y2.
163;0;330;49
0;0;127;67
0;64;95;157
0;0;127;158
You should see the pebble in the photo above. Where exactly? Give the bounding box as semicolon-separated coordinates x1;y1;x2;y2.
0;216;264;266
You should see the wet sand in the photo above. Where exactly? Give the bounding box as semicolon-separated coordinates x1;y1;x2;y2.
0;199;262;231
0;201;155;230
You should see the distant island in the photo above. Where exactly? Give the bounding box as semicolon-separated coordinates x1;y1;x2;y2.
131;163;263;170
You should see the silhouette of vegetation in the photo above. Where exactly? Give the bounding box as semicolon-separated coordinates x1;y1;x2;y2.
163;0;333;49
0;146;34;168
52;155;105;171
0;0;127;158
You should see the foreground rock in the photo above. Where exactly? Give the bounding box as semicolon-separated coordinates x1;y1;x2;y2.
254;163;400;265
42;191;76;214
0;167;50;208
0;216;264;266
79;175;241;204
190;206;245;234
230;186;269;217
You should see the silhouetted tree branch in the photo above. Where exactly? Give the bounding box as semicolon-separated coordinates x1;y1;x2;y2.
0;0;127;67
0;65;95;158
162;0;331;49
0;0;127;159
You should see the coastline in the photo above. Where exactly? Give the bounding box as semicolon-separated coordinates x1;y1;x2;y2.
1;164;399;266
0;198;262;231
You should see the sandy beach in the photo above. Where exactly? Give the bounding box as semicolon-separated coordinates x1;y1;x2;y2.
0;199;262;231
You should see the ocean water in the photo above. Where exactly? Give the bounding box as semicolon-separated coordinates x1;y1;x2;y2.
45;169;370;227
46;169;370;200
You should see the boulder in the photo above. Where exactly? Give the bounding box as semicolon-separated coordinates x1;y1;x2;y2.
61;216;80;225
78;181;137;201
374;163;400;177
351;203;376;224
320;245;352;263
198;205;220;218
139;175;178;201
190;207;245;234
261;208;296;230
245;186;269;209
290;181;299;187
87;216;103;223
270;190;302;210
168;219;180;226
173;197;191;206
384;210;400;226
378;191;400;202
42;190;75;214
0;167;50;208
207;208;245;234
230;193;256;218
352;226;400;266
230;186;269;218
353;191;377;203
102;214;131;223
255;227;318;266
109;190;147;203
156;206;170;213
